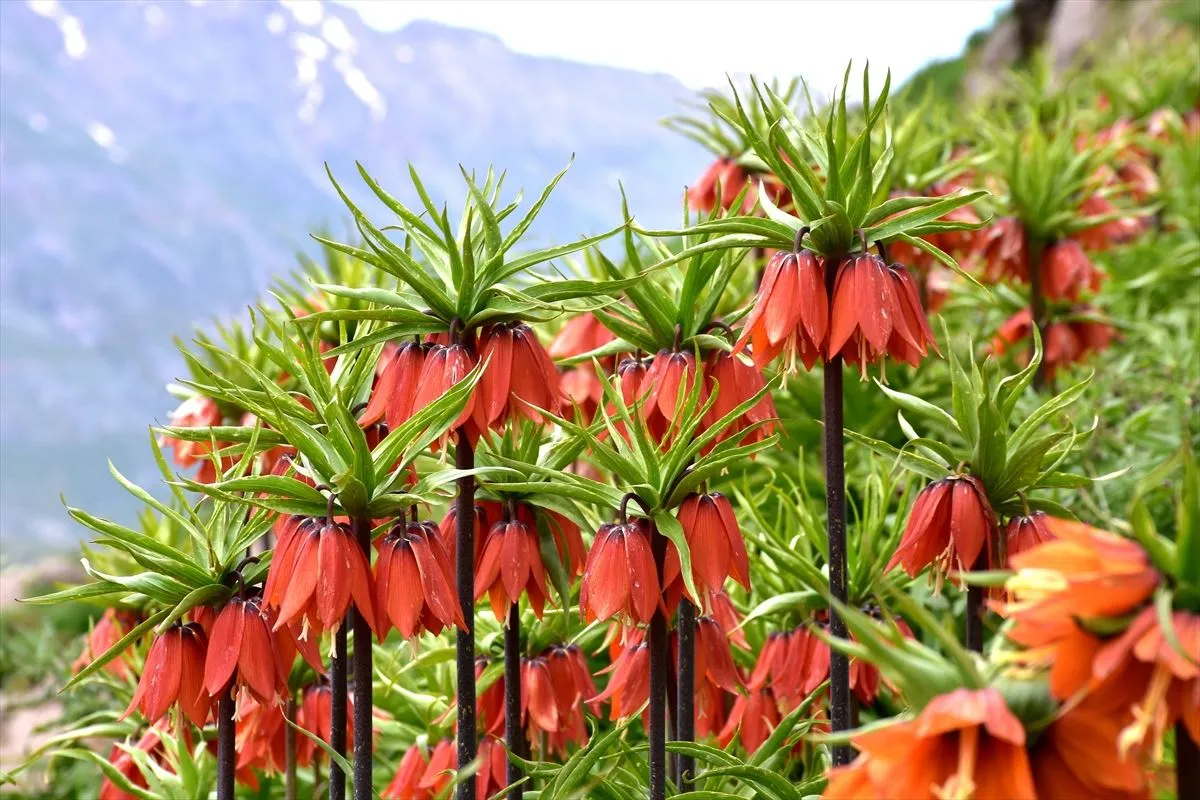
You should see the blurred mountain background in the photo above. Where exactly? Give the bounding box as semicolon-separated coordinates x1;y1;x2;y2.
0;0;709;559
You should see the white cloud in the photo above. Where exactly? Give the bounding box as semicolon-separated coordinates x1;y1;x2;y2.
337;0;1006;90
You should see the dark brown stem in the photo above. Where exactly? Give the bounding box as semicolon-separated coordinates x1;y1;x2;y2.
285;696;298;800
1178;721;1199;798
455;431;477;800
648;520;667;800
216;687;236;800
823;252;853;767
965;551;987;652
505;603;524;799
675;599;696;791
330;624;348;800
351;517;374;798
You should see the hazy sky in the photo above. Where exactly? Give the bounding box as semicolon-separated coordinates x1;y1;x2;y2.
339;0;1008;91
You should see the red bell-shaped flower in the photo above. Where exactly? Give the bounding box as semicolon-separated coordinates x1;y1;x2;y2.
735;249;827;371
266;520;377;637
73;608;139;678
974;217;1029;284
717;686;780;752
123;622;210;726
376;521;467;639
382;744;434;799
1004;511;1056;564
887;474;997;582
830;254;936;374
702;350;778;447
550;314;615;422
590;636;650;720
688;158;754;214
204;596;280;703
295;682;354;767
579;519;660;625
475;322;562;430
663;493;751;606
474;518;549;619
642;348;706;434
1040;240;1105;301
412;341;478;440
358;339;426;431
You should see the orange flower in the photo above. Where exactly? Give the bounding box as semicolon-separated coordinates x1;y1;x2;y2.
122;622;210;727
734;249;828;372
886;475;996;583
701;350;778;447
73;608;139;678
382;743;433;799
1040;240;1106;302
823;688;1035;800
996;518;1159;700
1030;700;1151;799
1091;607;1200;761
474;518;550;619
973;217;1029;284
579;519;660;625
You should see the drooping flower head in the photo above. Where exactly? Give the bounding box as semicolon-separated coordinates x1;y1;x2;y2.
295;682;354;767
688;158;754;214
475;322;562;431
235;694;287;776
382;743;433;799
550;313;615;422
734;249;827;372
122;621;210;727
579;518;660;625
973;217;1029;284
204;595;281;704
717;686;781;753
265;519;377;638
73;608;140;678
358;338;426;431
376;520;467;639
702;349;778;447
887;474;997;584
1040;239;1106;302
590;634;650;720
158;395;232;483
474;516;549;620
413;339;479;446
1003;511;1055;565
662;492;750;609
829;253;936;375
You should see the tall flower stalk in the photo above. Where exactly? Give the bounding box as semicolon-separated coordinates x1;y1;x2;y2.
643;68;982;762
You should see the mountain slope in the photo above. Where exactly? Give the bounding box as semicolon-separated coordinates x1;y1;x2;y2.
0;0;706;559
